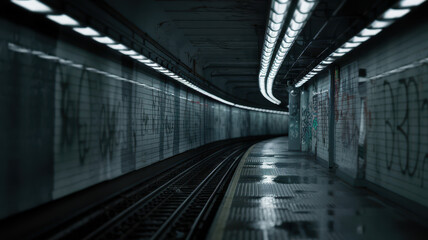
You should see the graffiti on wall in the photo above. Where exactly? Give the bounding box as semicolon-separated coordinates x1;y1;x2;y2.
380;76;428;187
57;64;91;164
317;91;329;146
289;103;299;139
184;92;202;146
300;91;311;151
310;89;318;154
57;64;147;166
334;63;360;176
301;107;312;149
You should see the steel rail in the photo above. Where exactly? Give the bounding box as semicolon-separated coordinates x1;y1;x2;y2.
149;148;245;240
184;151;245;240
82;147;232;240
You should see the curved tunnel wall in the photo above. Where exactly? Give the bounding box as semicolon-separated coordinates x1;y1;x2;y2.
0;18;288;219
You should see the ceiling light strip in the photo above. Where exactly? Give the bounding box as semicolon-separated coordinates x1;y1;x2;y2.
10;0;288;115
11;0;52;13
266;0;318;104
258;0;291;104
295;0;426;88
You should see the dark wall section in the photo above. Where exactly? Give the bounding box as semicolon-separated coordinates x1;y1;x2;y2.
0;19;57;220
0;16;288;219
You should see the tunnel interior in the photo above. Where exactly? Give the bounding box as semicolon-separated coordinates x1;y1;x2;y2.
1;0;428;239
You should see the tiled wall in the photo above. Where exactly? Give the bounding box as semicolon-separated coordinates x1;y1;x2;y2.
334;62;360;178
307;73;330;163
0;18;288;219
288;90;300;150
300;90;310;152
365;64;428;207
302;17;428;207
361;20;428;207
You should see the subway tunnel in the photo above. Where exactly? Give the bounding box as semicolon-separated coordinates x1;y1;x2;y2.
1;0;428;239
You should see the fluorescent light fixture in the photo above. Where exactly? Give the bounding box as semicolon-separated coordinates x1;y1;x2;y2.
382;8;411;19
47;14;79;26
331;52;346;57
294;11;309;22
370;20;393;29
119;49;138;55
267;29;279;38
138;59;152;64
258;0;291;105
351;36;370;43
336;48;352;53
269;21;282;31
290;20;304;31
145;63;159;67
73;27;99;36
287;29;299;37
399;0;426;7
11;0;52;13
299;0;315;13
130;55;145;60
282;42;292;49
107;44;127;50
271;12;284;23
360;28;382;36
264;0;317;104
92;36;115;44
273;0;288;13
343;42;361;48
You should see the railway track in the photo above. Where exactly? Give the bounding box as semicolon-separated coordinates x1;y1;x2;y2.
42;142;251;240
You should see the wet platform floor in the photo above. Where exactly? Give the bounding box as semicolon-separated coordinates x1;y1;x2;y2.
208;137;427;240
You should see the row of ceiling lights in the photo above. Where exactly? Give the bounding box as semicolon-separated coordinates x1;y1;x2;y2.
258;0;290;105
259;0;317;105
295;0;426;87
11;0;288;115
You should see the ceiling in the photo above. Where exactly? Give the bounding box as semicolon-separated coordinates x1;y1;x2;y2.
100;0;397;110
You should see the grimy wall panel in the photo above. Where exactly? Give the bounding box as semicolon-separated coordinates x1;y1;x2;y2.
300;90;310;152
307;73;330;163
334;62;360;179
304;16;428;207
0;19;288;219
366;64;428;207
0;20;56;219
360;20;428;207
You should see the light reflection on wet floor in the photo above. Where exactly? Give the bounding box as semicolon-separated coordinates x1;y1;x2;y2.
216;137;427;240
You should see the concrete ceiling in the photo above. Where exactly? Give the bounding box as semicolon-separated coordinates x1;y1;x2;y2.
103;0;396;110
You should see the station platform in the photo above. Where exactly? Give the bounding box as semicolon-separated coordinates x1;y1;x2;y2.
208;137;427;240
